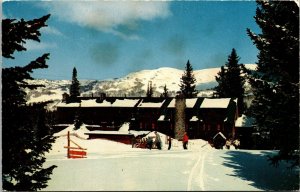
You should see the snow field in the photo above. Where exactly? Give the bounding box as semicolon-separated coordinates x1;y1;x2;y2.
43;125;299;191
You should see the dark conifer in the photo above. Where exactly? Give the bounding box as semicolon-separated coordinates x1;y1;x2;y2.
69;67;80;101
179;60;198;98
215;49;246;114
2;15;57;190
146;81;153;98
162;84;169;98
247;0;299;168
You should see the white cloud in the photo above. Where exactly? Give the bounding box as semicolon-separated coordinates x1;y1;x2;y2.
25;40;57;51
41;26;63;36
41;1;171;40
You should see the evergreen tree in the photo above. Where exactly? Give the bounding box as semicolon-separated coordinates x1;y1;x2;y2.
215;66;228;97
162;84;169;98
146;81;153;98
179;60;198;98
2;15;57;190
215;49;246;114
69;67;80;101
247;0;299;167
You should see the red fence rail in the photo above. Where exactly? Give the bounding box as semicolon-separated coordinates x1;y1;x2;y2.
64;131;87;158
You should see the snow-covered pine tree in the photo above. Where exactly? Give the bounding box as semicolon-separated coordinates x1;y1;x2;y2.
69;67;80;102
2;15;57;190
179;60;198;98
214;48;246;114
247;0;299;168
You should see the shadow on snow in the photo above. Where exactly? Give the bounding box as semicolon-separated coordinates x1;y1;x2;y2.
222;150;299;191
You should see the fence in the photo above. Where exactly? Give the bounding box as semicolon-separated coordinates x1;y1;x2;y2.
64;131;87;158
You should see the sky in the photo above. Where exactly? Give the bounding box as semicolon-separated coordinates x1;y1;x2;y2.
3;1;261;80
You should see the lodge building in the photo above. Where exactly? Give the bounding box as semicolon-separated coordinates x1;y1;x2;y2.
55;95;244;143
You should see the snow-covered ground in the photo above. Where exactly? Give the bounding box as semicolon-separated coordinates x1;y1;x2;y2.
42;125;299;191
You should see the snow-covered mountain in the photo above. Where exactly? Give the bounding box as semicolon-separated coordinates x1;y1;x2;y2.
25;64;257;108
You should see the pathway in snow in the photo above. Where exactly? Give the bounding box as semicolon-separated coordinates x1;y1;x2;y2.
187;143;209;191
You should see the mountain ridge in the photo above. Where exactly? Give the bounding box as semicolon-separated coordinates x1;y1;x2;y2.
25;64;256;108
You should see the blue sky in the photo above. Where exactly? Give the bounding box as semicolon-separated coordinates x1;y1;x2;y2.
3;1;260;80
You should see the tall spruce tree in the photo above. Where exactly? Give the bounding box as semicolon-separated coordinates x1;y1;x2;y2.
2;15;57;190
215;48;246;114
69;67;80;101
247;0;299;167
179;60;198;98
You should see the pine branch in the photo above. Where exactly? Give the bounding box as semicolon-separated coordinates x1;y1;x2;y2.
2;14;51;59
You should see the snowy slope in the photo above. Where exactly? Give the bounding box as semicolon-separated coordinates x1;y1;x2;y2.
43;126;299;191
25;64;257;108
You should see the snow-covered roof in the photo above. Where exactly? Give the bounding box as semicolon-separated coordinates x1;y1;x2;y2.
56;102;81;107
190;116;199;122
200;98;231;109
158;115;165;121
85;131;133;136
157;115;170;121
213;132;227;140
137;99;165;108
129;130;151;137
81;99;112;107
167;98;198;108
111;99;140;107
167;99;175;108
186;98;198;108
56;99;140;108
235;115;255;127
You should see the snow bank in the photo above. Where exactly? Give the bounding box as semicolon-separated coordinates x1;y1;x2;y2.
118;122;130;132
53;124;89;139
48;136;142;156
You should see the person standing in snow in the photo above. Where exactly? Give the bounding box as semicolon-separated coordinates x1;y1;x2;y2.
168;136;172;150
182;132;189;150
155;131;162;150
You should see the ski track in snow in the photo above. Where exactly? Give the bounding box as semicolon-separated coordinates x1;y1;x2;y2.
199;148;208;191
187;144;209;191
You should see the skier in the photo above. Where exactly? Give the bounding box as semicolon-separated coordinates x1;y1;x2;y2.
182;132;189;150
